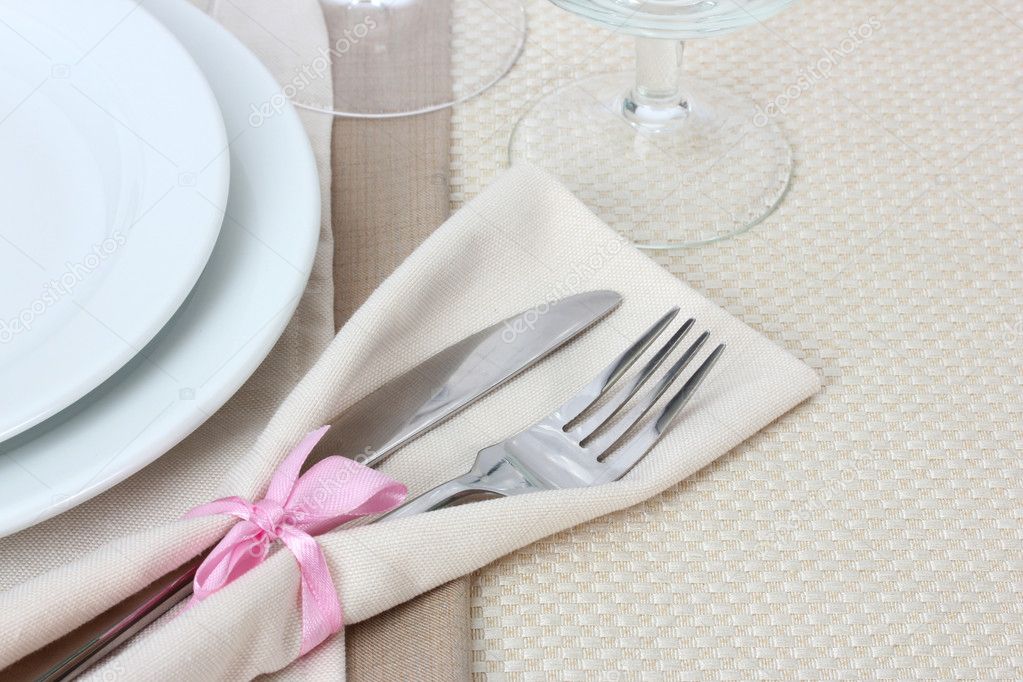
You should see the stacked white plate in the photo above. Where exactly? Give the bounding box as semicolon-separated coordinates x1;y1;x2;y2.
0;0;320;536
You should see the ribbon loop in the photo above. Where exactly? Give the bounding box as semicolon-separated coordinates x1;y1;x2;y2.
184;426;407;654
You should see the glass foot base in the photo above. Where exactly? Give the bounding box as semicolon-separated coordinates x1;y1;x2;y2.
286;0;526;118
509;72;792;248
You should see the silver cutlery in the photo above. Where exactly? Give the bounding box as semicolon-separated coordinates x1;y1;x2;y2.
308;289;623;468
21;291;622;681
384;308;724;518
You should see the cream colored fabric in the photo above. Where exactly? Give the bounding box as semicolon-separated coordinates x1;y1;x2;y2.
346;578;472;680
450;0;1023;678
0;163;817;679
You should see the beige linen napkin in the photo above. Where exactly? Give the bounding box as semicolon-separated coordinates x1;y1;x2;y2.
0;164;818;678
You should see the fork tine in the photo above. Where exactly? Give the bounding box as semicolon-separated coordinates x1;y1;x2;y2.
586;331;709;456
655;343;725;431
553;308;680;424
602;344;725;477
569;319;694;438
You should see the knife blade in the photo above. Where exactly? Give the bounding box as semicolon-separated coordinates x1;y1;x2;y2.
308;289;622;468
16;290;621;681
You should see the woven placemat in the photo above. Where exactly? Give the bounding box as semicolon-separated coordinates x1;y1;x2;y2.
450;0;1023;677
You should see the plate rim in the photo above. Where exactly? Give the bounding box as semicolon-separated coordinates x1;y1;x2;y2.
0;0;320;536
0;0;231;442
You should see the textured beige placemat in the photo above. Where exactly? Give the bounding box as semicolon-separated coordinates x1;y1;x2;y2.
450;0;1023;678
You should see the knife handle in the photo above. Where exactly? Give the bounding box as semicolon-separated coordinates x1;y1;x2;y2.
12;488;471;678
3;556;202;681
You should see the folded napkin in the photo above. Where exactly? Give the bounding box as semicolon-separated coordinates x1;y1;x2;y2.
0;164;819;678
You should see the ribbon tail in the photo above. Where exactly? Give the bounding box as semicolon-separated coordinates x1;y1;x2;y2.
264;426;331;504
192;521;267;602
287;456;408;536
280;527;342;655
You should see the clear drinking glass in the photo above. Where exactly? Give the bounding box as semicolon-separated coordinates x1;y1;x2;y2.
207;0;526;118
510;0;797;248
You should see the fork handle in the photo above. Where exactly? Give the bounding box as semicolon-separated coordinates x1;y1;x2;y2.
381;474;497;521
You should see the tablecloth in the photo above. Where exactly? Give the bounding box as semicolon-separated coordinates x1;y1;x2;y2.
1;0;1019;679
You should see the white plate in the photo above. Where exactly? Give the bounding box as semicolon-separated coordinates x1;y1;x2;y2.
0;0;230;441
0;0;320;536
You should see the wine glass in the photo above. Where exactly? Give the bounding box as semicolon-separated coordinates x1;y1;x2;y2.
207;0;526;118
510;0;797;248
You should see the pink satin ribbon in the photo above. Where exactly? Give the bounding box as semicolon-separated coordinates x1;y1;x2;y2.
184;426;407;655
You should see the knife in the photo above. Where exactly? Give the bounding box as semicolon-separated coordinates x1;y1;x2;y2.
308;289;622;469
15;290;622;681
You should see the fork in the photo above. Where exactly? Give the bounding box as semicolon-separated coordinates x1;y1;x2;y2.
383;308;725;519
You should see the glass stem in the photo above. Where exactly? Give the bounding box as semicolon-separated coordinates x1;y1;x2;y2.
624;38;688;129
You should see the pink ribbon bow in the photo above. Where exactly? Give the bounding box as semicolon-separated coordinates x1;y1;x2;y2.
185;426;407;655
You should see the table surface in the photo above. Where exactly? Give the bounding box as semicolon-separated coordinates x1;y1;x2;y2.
451;0;1023;678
